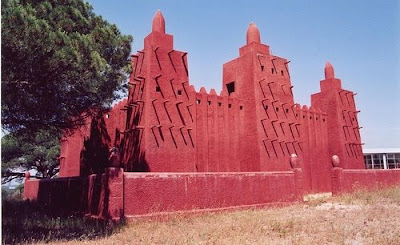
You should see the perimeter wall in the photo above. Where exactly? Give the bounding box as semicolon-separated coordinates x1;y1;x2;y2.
24;166;400;219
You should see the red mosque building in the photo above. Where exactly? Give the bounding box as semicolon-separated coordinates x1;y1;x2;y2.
59;10;363;193
25;11;400;219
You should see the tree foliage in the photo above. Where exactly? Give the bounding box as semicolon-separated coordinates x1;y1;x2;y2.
1;0;132;180
1;129;61;183
1;0;133;133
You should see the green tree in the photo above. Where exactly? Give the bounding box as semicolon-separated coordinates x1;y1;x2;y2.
1;0;132;134
1;0;132;180
1;129;61;183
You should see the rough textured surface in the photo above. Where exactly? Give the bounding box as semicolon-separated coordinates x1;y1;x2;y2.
25;169;304;217
332;168;400;194
25;166;400;217
24;168;124;220
123;170;303;216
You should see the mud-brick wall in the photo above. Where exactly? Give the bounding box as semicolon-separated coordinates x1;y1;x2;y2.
24;168;124;219
123;31;197;172
59;120;91;177
332;168;400;195
255;54;297;172
296;105;330;193
103;99;128;148
195;89;244;172
123;171;302;216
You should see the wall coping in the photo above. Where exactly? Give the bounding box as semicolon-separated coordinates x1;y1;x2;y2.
341;169;400;173
123;171;296;178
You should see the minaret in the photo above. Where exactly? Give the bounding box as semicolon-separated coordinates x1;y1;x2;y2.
125;10;195;172
223;22;295;172
311;62;364;169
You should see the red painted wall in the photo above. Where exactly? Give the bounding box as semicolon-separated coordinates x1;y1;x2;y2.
104;99;128;148
296;106;331;193
24;168;124;220
123;170;303;216
59;101;127;177
332;168;400;195
25;166;400;218
59;120;91;177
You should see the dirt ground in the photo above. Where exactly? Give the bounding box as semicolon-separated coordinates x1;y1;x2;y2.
37;187;400;245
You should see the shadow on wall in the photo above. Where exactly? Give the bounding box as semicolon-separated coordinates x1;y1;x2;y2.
34;177;96;217
30;171;123;220
80;113;111;175
9;169;126;243
120;124;150;172
77;109;150;173
134;153;150;172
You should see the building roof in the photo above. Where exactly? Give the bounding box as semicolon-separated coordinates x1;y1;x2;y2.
363;148;400;154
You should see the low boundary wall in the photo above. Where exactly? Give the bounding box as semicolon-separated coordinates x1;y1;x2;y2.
24;168;303;219
332;168;400;194
124;169;303;217
24;168;123;219
23;166;400;220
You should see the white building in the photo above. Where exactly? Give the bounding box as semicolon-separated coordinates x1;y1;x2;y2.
363;148;400;169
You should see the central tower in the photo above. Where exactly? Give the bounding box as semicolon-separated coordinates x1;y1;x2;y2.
223;23;296;171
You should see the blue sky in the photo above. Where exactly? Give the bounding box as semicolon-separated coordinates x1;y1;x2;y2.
87;0;399;149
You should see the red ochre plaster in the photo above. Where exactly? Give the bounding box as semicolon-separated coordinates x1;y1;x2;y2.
25;11;399;218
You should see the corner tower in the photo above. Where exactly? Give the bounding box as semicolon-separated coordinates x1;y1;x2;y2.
311;62;364;169
123;10;196;172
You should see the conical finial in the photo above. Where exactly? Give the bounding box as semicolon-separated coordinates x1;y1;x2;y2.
246;22;261;44
324;62;335;79
152;10;165;33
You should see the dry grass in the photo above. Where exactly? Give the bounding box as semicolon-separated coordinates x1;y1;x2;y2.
2;199;123;244
6;186;400;245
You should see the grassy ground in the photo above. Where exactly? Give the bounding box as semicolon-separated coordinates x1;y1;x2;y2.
3;187;400;245
2;198;123;244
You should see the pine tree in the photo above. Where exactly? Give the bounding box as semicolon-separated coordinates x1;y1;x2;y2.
1;0;132;180
1;0;132;133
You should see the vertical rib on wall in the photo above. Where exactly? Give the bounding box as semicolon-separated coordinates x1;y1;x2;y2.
298;105;330;193
194;89;243;172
